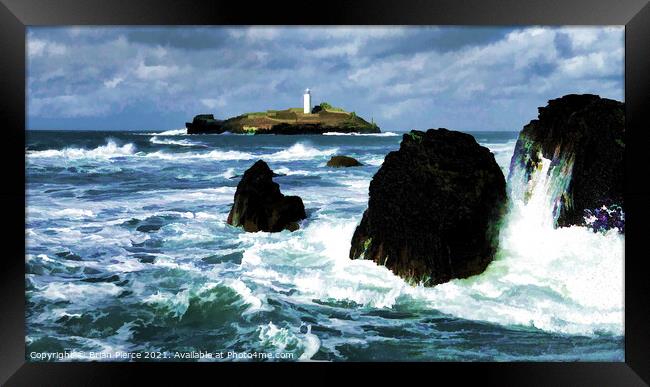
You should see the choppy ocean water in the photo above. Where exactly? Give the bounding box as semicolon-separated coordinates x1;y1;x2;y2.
25;130;624;361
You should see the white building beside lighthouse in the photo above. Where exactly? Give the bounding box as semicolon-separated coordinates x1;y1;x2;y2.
303;88;311;114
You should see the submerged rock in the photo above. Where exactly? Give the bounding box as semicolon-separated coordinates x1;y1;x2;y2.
326;155;362;168
509;94;624;231
350;128;506;286
227;160;306;232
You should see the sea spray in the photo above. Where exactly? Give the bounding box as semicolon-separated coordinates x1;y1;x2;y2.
252;150;623;335
424;150;622;335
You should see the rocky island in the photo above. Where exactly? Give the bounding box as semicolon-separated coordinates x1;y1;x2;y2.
186;102;380;135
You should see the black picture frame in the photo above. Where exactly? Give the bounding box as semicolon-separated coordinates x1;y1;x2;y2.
1;0;648;385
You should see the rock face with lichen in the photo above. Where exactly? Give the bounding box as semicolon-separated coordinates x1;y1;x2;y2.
508;94;624;231
227;160;306;232
349;128;506;286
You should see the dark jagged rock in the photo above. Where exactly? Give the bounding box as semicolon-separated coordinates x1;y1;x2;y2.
326;155;363;168
186;114;226;134
349;128;506;286
509;94;624;230
227;160;306;232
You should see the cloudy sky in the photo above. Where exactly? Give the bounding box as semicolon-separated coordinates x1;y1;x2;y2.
27;26;624;132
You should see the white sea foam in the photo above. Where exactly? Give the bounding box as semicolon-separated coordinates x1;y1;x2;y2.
220;168;237;179
224;279;270;314
338;178;370;193
481;140;518;175
144;142;336;162
362;156;386;166
480;140;518;153
322;132;400;137
258;322;299;349
298;325;321;361
28;140;337;164
144;149;255;161
154;129;187;136
52;208;95;219
257;321;320;360
265;143;338;161
273;167;316;176
41;282;122;302
144;289;190;319
145;280;268;319
27;139;136;159
150;136;204;147
105;259;147;273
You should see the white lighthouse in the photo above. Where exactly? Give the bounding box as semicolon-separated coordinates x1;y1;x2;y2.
303;88;311;114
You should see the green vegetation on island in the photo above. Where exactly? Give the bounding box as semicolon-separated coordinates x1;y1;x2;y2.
186;102;380;135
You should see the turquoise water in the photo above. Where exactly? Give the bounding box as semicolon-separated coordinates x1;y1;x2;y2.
25;130;624;361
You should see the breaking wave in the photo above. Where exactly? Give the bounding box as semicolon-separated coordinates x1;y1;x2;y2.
149;136;205;147
27;140;337;164
153;129;187;136
27;139;136;159
323;132;399;137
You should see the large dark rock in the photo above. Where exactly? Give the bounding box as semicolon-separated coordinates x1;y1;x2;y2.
186;114;226;134
350;129;506;286
227;160;306;232
326;155;362;168
508;94;624;230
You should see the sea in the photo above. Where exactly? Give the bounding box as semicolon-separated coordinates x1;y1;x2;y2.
25;129;624;361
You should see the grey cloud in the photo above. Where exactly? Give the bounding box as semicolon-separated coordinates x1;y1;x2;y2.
126;27;232;50
528;61;558;77
27;26;624;131
366;27;512;59
554;32;573;58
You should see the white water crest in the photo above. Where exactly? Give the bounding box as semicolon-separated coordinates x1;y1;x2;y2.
154;128;187;136
150;136;204;147
265;143;338;161
28;139;338;164
322;132;400;137
146;149;256;161
273;167;316;176
144;143;337;162
220;167;237;179
27;139;136;159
